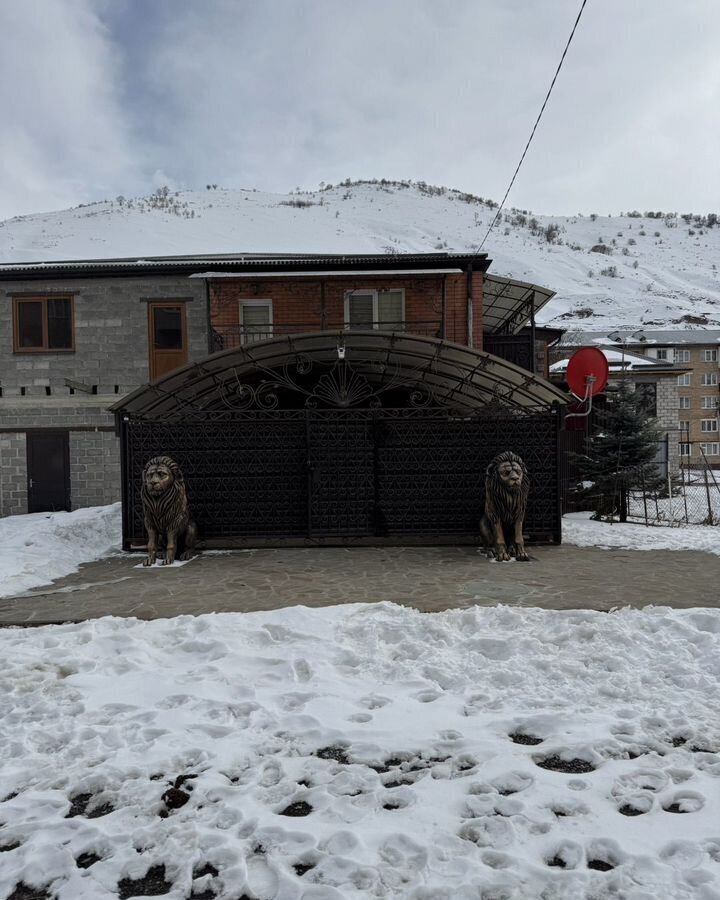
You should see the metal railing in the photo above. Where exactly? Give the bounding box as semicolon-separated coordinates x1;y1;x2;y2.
211;320;443;352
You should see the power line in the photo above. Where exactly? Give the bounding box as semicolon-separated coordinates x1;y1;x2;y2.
475;0;590;255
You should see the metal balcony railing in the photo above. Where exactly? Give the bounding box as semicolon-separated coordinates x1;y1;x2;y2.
211;320;443;352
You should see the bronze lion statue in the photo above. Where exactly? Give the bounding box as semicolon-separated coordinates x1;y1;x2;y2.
479;451;530;562
141;455;198;566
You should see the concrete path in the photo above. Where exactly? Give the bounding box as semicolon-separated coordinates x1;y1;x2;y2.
1;544;719;626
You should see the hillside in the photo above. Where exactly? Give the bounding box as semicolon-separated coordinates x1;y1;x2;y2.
1;180;719;330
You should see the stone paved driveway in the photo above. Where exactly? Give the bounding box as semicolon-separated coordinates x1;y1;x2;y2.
1;544;719;625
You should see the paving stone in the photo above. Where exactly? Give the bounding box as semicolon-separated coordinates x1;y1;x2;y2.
0;545;718;626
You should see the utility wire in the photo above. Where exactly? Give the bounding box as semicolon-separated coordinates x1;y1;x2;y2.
475;0;590;255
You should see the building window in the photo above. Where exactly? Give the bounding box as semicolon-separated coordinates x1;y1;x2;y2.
655;348;668;360
239;300;273;344
13;296;74;351
703;349;718;362
678;420;690;432
701;419;719;432
677;373;691;386
701;396;719;409
674;349;690;362
700;442;720;456
344;289;405;330
679;442;692;457
679;397;691;409
702;373;719;386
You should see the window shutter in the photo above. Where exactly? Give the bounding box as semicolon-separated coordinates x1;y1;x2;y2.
378;290;403;327
348;293;374;328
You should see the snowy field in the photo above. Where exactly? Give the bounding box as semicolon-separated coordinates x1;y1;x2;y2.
563;512;720;556
0;504;121;599
2;603;720;899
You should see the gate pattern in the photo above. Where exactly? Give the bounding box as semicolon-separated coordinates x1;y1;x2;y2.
122;409;560;548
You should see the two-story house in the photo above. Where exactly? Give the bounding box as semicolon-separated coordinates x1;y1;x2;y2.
1;251;568;546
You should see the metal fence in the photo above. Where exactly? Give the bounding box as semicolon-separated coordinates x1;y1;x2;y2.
560;433;720;526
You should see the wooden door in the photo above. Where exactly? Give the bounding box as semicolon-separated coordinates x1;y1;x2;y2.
149;302;188;380
27;431;70;513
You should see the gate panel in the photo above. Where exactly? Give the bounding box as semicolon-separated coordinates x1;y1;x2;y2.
307;416;375;537
124;417;307;545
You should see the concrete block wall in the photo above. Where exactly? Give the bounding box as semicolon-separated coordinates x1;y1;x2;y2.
0;273;209;516
70;431;121;510
0;432;28;516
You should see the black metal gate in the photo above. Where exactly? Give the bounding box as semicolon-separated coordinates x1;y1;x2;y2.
121;408;561;549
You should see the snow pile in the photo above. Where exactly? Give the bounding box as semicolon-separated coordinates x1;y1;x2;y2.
563;512;720;556
1;603;720;899
1;181;719;329
0;503;121;598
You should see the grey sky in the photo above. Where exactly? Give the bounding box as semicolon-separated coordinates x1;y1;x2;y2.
2;0;719;220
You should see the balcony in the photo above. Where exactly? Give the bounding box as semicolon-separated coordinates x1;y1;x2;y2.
211;320;443;352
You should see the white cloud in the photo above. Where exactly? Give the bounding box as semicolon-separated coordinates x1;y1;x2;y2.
2;0;720;220
0;0;138;218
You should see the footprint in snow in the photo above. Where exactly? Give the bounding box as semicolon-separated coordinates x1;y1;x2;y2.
292;659;313;682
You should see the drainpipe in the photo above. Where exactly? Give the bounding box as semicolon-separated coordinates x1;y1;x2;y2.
466;262;473;349
529;290;536;374
205;279;213;354
440;274;446;339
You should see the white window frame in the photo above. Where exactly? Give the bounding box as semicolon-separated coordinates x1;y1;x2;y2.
700;442;720;456
703;349;718;362
701;419;719;432
674;349;690;362
677;373;691;386
702;372;719;386
701;396;719;409
678;420;690;432
679;397;691;409
239;299;273;345
655;348;668;360
344;289;406;330
679;442;692;457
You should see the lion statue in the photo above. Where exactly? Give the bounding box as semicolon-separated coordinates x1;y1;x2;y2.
141;455;198;566
479;451;530;562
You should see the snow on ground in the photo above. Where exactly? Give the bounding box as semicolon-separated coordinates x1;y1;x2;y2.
0;504;121;599
563;512;720;556
2;603;720;899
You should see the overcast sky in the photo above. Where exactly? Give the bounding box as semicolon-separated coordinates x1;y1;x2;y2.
2;0;719;220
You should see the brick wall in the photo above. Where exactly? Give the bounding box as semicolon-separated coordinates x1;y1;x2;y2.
210;271;484;347
70;431;121;510
0;432;28;516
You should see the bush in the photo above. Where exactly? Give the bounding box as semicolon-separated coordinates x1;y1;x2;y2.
590;243;612;254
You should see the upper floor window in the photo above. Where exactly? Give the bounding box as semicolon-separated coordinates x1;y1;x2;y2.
345;289;405;330
239;300;273;344
677;373;691;386
701;442;720;456
679;442;692;456
679;397;691;409
674;349;690;362
13;296;74;352
678;420;690;432
702;372;718;386
703;349;718;362
701;396;719;409
701;419;719;432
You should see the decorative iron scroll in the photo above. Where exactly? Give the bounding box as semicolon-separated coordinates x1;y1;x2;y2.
218;353;437;411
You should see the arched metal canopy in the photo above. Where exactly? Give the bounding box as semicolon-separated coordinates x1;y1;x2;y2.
111;331;568;420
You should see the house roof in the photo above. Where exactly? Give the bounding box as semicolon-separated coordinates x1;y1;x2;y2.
0;250;556;336
550;346;690;377
0;251;490;279
560;329;720;346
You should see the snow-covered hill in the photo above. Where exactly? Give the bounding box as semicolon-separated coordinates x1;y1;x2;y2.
1;180;719;330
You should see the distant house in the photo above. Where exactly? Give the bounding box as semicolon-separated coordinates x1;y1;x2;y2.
553;329;720;469
0;251;568;545
550;343;693;476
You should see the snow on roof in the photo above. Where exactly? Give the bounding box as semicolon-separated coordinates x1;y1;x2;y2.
550;346;663;374
563;329;720;346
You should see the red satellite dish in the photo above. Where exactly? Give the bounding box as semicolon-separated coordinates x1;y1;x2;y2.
566;347;609;398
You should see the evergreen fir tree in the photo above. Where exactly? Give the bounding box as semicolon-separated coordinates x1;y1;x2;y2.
576;380;663;522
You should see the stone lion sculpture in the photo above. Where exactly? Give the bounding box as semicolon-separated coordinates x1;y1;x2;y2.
141;455;198;566
479;451;530;562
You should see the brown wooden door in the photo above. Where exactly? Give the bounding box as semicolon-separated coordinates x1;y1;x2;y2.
149;302;188;380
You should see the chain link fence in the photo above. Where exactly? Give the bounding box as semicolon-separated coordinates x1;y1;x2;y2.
561;433;720;526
